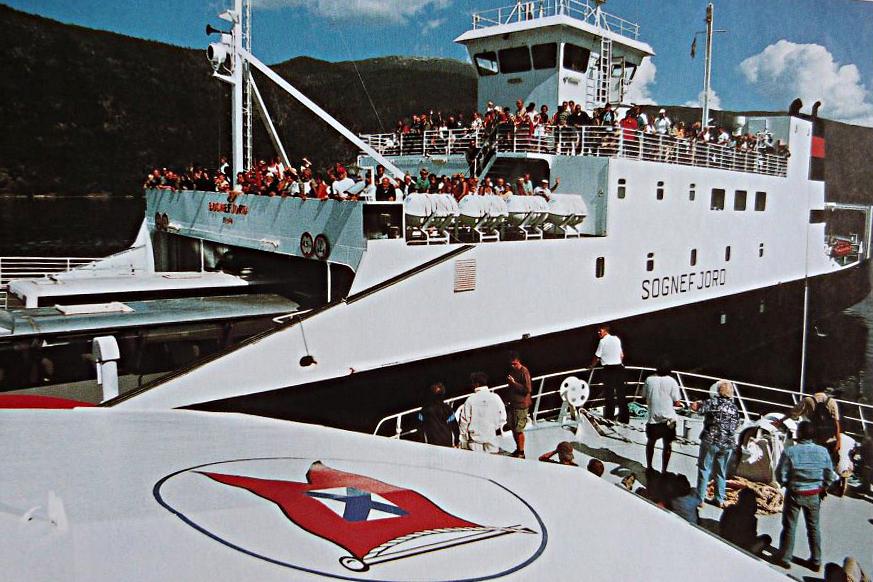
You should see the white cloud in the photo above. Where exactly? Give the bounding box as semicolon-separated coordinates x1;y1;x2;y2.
422;17;446;34
625;58;657;105
684;88;722;111
740;39;873;127
252;0;451;23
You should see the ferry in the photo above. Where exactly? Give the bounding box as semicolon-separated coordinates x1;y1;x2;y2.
2;0;871;426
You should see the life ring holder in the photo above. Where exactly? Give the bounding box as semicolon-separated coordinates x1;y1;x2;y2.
314;234;331;260
300;232;314;257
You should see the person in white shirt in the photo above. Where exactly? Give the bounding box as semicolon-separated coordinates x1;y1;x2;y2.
331;166;356;200
533;177;560;201
590;324;628;423
643;360;684;472
654;109;672;135
458;372;507;454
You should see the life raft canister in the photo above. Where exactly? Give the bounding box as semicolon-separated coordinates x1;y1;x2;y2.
830;240;853;258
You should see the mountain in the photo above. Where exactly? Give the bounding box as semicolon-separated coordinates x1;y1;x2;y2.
0;4;475;195
1;3;872;205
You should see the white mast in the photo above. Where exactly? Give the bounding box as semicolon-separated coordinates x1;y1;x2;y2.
207;0;404;181
701;3;714;129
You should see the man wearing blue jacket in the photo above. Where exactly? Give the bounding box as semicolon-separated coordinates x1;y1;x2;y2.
773;421;838;572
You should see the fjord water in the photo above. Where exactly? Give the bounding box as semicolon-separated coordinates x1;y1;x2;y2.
1;195;870;403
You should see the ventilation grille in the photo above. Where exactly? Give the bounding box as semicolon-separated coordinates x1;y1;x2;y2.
454;259;477;293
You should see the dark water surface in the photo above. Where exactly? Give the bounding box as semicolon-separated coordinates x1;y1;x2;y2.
2;196;871;403
0;195;144;256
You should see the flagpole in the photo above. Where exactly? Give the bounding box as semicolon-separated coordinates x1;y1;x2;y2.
702;3;714;129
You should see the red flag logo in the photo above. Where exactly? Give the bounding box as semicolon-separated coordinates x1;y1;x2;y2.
199;461;533;572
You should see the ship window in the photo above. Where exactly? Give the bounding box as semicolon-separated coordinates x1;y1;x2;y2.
755;191;767;211
720;313;727;325
646;252;655;272
595;256;605;278
532;43;557;70
711;188;725;210
760;300;766;313
690;249;697;267
689;183;696;201
759;243;765;257
474;51;498;76
656;181;665;200
734;190;747;211
809;210;826;224
617;178;627;199
563;43;591;73
498;46;531;73
725;246;732;261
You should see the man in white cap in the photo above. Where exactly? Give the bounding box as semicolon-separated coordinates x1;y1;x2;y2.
654;109;672;135
533;176;560;201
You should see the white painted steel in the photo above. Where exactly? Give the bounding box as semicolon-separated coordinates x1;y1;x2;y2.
0;409;788;581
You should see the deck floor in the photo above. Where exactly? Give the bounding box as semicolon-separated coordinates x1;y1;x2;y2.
494;414;872;580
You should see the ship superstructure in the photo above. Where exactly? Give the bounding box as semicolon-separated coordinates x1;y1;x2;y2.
1;1;869;421
100;1;871;420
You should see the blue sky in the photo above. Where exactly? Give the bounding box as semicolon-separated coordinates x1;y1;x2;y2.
7;0;873;125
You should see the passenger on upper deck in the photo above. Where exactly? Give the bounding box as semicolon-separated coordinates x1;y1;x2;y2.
533;177;560;201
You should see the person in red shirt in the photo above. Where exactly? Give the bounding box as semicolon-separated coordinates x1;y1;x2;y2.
619;110;639;157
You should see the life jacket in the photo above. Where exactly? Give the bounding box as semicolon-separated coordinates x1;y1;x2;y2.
811;397;837;441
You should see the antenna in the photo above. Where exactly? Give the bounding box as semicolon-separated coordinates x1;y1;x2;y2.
701;3;714;129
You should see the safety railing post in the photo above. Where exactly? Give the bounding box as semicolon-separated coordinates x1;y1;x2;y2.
532;377;546;421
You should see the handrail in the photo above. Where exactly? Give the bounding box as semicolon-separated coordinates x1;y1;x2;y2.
471;0;640;40
360;126;789;178
373;365;873;441
0;256;100;309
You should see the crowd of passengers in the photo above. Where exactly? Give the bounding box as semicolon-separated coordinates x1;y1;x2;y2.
386;101;791;158
144;157;561;203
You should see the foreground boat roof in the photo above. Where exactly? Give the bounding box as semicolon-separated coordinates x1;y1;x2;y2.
0;409;786;581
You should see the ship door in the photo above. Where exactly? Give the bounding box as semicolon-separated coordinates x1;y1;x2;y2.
609;57;627;103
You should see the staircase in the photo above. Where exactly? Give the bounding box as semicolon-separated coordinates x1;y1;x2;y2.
595;36;612;107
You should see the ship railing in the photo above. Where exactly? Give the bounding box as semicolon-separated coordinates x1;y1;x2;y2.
373;365;873;443
471;0;640;40
359;126;789;177
0;256;100;309
360;128;481;158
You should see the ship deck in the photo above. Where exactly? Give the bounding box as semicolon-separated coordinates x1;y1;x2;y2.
515;418;872;579
375;366;873;580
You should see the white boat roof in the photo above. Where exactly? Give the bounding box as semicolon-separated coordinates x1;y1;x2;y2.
454;15;655;57
0;409;785;581
0;294;297;338
8;271;248;300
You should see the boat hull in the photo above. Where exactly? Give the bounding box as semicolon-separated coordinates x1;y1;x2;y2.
188;261;870;432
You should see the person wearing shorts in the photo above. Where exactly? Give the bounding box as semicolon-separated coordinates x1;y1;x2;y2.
643;360;683;472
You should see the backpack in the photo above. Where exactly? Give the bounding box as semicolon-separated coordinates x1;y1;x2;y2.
811;397;837;441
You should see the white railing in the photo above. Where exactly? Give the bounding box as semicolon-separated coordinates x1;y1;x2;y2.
472;0;640;40
373;365;873;442
360;128;482;158
360;126;790;178
0;256;99;309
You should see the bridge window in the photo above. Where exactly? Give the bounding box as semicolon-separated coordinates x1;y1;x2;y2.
656;181;665;200
690;248;697;267
474;51;498;76
499;46;532;73
734;190;747;211
595;256;605;278
563;44;591;73
755;191;767;211
532;43;557;70
646;252;655;272
689;183;696;201
759;243;765;257
725;246;732;261
617;178;627;199
711;188;725;210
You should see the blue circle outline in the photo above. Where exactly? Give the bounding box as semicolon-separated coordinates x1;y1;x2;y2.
153;456;548;582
